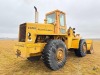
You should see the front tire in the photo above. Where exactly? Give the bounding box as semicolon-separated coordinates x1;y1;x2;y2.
75;39;87;57
42;40;68;70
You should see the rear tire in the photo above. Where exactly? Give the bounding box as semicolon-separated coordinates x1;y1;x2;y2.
42;40;68;70
74;39;87;57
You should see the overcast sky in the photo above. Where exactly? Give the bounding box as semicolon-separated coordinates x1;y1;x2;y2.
0;0;100;38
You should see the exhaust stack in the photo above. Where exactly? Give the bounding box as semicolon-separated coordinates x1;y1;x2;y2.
34;6;38;23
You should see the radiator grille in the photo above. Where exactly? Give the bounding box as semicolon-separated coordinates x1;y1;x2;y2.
19;23;26;42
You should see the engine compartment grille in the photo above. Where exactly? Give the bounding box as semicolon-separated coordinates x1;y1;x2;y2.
19;23;26;42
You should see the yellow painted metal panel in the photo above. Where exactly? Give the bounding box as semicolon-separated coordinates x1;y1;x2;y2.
65;36;73;49
14;42;28;58
25;23;55;43
27;43;46;54
86;40;93;50
87;43;91;50
26;23;54;34
71;39;80;49
14;43;46;58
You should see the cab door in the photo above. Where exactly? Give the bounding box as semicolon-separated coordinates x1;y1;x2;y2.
59;13;66;34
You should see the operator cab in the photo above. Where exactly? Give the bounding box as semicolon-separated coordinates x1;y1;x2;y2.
45;10;67;34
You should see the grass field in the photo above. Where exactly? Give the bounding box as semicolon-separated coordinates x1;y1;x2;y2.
0;40;100;75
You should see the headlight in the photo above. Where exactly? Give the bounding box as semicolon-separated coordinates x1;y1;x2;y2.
28;32;31;37
28;32;32;41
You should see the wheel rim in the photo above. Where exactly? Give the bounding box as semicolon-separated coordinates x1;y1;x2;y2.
56;48;64;63
83;43;87;53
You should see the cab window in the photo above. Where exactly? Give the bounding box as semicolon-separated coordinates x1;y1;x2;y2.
47;13;56;24
60;13;65;26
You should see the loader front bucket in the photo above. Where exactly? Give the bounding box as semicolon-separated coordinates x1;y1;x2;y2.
86;40;94;54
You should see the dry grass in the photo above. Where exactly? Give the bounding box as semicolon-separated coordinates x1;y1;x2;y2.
0;40;100;75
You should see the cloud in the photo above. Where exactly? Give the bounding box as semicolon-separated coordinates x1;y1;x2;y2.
0;0;100;38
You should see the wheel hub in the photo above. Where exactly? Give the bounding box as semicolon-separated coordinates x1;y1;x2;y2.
56;48;64;62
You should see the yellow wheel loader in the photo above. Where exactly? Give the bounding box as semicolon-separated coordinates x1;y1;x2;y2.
15;6;94;70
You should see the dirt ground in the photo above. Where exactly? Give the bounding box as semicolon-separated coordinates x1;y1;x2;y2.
0;40;100;75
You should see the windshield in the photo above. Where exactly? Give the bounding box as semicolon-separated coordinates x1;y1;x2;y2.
46;13;56;24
